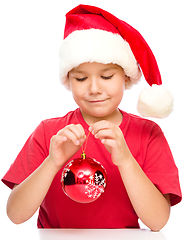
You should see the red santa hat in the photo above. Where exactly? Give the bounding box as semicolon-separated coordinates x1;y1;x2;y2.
59;4;173;118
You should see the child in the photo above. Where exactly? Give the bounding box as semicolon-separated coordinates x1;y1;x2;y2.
2;5;181;230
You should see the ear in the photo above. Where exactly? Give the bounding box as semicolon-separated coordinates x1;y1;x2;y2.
125;75;130;83
125;75;132;89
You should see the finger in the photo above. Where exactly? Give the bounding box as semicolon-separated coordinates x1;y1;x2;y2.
58;124;86;146
101;138;117;149
67;124;86;143
94;128;116;141
75;124;86;139
61;124;85;139
89;120;113;135
50;135;67;150
64;128;83;145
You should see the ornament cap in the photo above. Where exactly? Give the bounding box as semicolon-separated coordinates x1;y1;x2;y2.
81;152;86;159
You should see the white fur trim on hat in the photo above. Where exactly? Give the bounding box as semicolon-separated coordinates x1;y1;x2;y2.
137;84;174;118
59;29;141;89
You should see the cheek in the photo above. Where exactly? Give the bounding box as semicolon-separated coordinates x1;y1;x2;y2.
70;80;82;98
71;85;86;104
115;87;124;103
109;79;125;96
71;89;82;101
109;80;125;104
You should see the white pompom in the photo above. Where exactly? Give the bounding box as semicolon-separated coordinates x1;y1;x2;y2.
137;84;174;118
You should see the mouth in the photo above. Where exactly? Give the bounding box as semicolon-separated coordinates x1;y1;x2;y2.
88;99;107;103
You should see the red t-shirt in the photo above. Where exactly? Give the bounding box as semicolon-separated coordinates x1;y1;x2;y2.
2;108;182;228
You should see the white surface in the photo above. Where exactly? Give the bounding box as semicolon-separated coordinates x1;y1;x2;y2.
1;229;167;240
1;226;188;240
0;0;187;239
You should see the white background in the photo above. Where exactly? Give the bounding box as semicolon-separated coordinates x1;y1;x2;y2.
0;0;187;239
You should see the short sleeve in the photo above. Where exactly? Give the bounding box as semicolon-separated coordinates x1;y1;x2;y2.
143;124;182;206
1;121;49;189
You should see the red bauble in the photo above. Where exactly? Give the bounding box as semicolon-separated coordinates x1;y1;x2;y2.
61;153;107;203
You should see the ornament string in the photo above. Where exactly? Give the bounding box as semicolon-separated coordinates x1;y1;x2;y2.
81;131;91;159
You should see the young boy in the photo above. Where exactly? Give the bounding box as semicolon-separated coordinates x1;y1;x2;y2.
2;5;181;230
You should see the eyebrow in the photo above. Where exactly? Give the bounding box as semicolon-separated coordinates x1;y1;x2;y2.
71;66;118;74
100;66;118;72
71;70;86;74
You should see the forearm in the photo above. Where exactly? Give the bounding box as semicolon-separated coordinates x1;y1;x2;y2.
7;157;60;224
118;156;170;231
6;124;86;225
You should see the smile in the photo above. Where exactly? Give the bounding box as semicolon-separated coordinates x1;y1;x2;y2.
88;99;107;103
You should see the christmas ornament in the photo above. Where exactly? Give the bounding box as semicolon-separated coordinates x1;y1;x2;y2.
61;132;107;203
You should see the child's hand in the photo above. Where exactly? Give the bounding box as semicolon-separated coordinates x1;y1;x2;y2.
89;121;133;167
48;124;86;169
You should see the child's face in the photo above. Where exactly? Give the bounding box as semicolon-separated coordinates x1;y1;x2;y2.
68;62;128;122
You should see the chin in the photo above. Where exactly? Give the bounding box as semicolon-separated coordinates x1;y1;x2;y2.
87;108;115;119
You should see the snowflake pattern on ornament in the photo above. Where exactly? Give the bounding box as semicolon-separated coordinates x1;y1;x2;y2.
85;170;106;199
61;160;73;182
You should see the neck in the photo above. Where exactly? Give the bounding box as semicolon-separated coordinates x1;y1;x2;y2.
81;109;123;126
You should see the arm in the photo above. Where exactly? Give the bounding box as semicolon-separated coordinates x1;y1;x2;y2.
7;158;60;224
118;156;170;231
90;121;170;231
7;124;86;224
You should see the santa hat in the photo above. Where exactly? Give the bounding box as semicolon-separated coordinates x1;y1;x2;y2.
59;4;173;118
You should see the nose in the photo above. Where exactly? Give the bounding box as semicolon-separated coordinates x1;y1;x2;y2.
89;77;102;95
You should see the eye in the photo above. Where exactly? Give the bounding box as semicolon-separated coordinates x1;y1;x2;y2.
75;77;87;82
101;75;114;80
